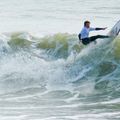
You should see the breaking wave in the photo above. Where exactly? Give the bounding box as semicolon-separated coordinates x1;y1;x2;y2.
0;32;120;120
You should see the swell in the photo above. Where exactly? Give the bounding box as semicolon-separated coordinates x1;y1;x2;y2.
0;32;120;97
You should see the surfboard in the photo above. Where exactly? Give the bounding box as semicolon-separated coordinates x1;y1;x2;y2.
109;20;120;39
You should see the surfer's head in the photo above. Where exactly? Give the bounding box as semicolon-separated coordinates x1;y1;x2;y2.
84;21;90;28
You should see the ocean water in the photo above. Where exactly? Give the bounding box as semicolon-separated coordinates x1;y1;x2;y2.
0;0;120;120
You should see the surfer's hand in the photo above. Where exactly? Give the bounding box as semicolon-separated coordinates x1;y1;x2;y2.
102;27;107;30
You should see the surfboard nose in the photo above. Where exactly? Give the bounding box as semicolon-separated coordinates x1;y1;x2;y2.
109;20;120;38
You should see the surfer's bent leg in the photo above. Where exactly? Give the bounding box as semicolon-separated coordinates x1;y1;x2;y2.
89;35;109;42
81;38;90;45
81;35;109;45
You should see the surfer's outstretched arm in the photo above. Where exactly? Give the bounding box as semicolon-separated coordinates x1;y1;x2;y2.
95;27;107;30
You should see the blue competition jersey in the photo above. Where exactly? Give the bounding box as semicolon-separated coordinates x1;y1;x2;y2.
80;27;95;39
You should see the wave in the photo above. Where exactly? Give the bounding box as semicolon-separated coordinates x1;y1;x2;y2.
0;32;120;120
7;32;84;58
0;32;120;97
6;32;120;59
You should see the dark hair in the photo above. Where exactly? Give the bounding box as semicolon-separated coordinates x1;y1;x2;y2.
84;21;90;26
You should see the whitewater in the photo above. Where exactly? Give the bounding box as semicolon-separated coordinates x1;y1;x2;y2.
0;0;120;120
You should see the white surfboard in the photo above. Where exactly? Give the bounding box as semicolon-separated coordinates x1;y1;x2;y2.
109;20;120;39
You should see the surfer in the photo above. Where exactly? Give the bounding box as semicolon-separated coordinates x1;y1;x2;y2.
78;21;109;45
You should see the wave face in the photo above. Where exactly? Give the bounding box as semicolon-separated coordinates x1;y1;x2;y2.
0;32;120;120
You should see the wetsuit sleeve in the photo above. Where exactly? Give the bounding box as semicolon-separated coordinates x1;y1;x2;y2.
95;28;104;30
